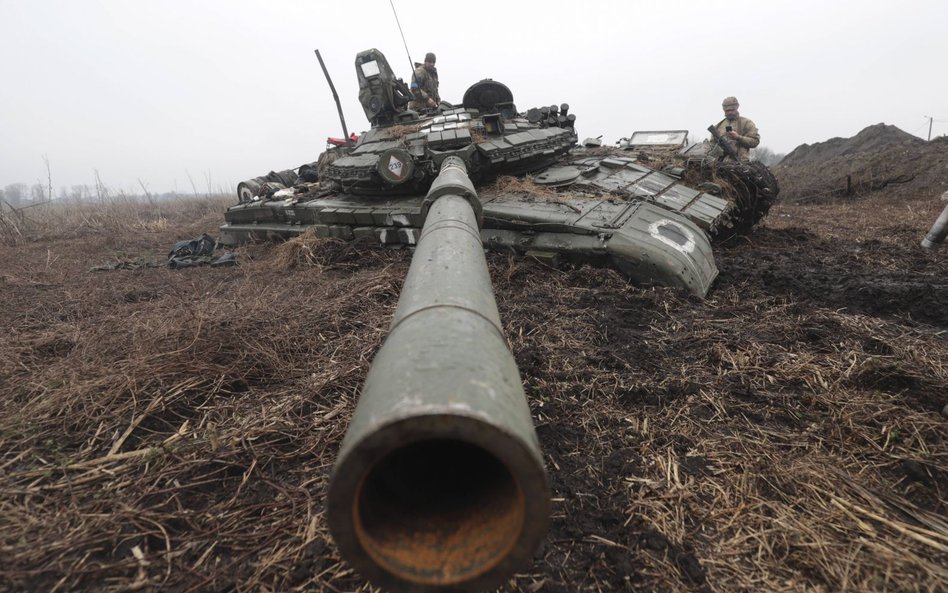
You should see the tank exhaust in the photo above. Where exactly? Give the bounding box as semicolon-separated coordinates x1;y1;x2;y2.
327;157;550;592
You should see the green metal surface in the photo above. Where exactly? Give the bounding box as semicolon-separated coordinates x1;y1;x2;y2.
221;186;719;297
327;160;549;593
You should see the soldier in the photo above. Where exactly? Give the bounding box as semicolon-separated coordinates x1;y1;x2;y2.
409;52;440;112
715;96;760;161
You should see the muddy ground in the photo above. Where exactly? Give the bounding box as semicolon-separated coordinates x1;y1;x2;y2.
1;187;946;593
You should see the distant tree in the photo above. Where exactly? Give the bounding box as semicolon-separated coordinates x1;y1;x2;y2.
70;185;90;200
31;183;46;202
3;183;27;206
750;146;785;166
43;154;52;201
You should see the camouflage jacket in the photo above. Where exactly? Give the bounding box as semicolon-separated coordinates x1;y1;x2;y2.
715;116;760;161
409;64;439;109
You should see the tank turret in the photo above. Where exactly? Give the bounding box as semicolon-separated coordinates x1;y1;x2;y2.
223;47;781;298
220;45;784;593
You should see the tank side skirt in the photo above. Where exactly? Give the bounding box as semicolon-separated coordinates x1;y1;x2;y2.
220;194;716;297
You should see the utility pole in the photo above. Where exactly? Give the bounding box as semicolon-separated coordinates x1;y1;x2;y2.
927;116;934;141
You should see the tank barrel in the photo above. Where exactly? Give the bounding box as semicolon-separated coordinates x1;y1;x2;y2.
327;157;550;593
921;201;948;249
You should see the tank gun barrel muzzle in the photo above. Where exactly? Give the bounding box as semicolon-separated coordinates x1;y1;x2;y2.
921;201;948;249
327;158;550;593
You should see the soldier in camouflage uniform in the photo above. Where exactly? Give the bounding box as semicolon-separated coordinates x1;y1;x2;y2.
409;52;440;112
715;96;760;161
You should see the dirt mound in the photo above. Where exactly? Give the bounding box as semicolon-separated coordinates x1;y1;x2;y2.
780;123;924;166
774;129;948;204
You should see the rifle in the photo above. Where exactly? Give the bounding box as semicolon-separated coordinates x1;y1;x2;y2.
707;124;740;161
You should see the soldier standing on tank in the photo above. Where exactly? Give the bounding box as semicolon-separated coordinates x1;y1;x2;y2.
409;52;440;112
715;96;760;161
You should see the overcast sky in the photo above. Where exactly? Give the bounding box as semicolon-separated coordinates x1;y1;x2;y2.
2;0;946;195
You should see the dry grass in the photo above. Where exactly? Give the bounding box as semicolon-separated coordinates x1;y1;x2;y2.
488;176;590;211
470;127;488;144
384;123;424;140
0;195;233;246
492;175;548;196
1;192;946;592
492;245;947;592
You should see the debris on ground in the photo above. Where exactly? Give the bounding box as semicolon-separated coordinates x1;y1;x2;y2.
91;233;237;271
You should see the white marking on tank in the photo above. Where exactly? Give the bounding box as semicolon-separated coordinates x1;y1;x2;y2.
388;155;404;179
391;214;411;226
648;219;696;254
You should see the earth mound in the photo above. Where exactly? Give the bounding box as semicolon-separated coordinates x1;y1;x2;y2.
773;124;948;204
779;122;924;166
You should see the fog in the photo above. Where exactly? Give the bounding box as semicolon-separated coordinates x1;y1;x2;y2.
2;0;945;194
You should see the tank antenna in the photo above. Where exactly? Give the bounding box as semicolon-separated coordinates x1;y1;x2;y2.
314;49;352;148
388;0;415;73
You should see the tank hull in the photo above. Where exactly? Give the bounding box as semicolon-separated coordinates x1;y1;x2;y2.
221;186;719;297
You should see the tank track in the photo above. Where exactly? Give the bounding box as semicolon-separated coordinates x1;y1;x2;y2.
684;160;780;240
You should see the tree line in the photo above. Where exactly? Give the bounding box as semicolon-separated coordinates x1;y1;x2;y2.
0;182;187;208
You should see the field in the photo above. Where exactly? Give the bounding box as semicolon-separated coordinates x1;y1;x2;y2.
1;186;946;592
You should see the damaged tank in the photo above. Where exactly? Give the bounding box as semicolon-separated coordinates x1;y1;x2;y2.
219;48;781;592
221;47;779;298
617;128;780;236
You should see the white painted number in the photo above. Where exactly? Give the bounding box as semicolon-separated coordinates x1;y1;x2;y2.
388;156;404;178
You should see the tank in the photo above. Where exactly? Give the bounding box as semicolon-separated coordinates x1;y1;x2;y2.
220;49;781;593
220;48;780;299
